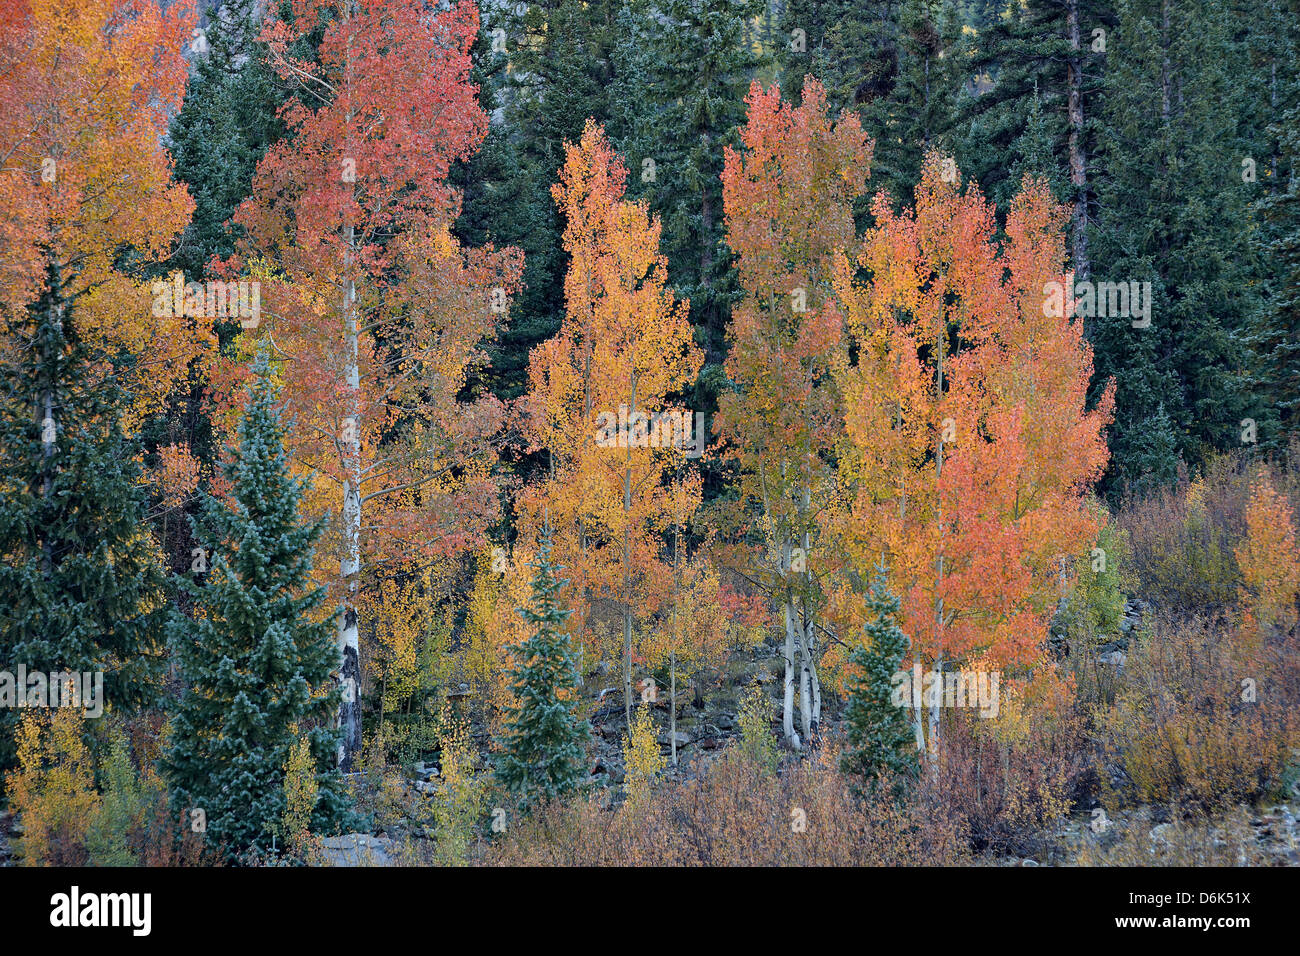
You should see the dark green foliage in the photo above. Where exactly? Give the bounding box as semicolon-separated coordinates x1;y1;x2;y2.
494;525;592;813
168;0;285;283
162;352;346;860
1089;0;1263;494
623;0;767;374
841;565;918;792
456;0;620;403
955;0;1110;216
0;283;166;772
1244;0;1300;449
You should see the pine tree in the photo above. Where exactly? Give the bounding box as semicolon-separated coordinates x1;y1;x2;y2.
168;0;284;284
162;351;346;860
0;288;167;771
779;0;902;118
156;0;288;555
956;0;1110;255
494;525;592;813
1089;0;1259;493
866;0;966;210
1251;102;1300;447
459;0;621;404
623;0;767;380
1245;0;1300;449
452;14;563;404
840;565;918;791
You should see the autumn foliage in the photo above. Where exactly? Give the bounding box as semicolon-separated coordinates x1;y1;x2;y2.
4;1;1298;871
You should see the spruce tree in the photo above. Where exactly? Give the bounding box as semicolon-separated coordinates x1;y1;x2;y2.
163;352;346;860
494;525;591;813
453;13;564;403
168;0;284;284
459;0;620;404
624;0;767;379
955;0;1111;234
0;286;166;771
1251;100;1300;448
870;0;965;210
840;565;918;792
1089;0;1259;493
779;0;902;119
1245;0;1300;449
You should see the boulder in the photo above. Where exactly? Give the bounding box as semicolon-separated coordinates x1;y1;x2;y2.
318;833;394;867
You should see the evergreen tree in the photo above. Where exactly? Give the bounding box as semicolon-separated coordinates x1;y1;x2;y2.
840;565;919;792
0;285;167;771
1089;0;1259;493
777;0;967;215
495;525;592;813
1244;0;1300;449
168;0;285;284
779;0;901;118
163;351;346;860
956;0;1111;248
1251;101;1300;448
453;11;566;404
458;0;620;404
625;0;768;381
150;0;289;560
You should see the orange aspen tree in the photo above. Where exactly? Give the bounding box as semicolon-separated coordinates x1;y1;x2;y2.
1235;474;1300;637
522;121;702;727
226;0;521;768
826;154;1113;757
717;78;872;749
0;0;208;452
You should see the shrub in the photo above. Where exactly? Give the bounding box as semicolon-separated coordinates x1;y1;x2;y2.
1096;611;1299;811
915;673;1085;857
4;708;99;865
1236;474;1300;637
1074;805;1274;866
487;744;968;866
84;720;169;866
737;684;780;775
621;706;665;810
430;715;484;866
1118;458;1251;616
1059;508;1132;646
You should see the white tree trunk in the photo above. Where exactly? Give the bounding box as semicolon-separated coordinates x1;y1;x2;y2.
670;649;677;767
337;267;363;771
911;684;927;753
782;598;801;751
335;1;362;772
797;612;812;744
928;653;942;764
807;612;822;740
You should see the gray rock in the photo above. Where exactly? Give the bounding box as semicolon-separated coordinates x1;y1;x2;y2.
659;730;692;749
318;833;394;867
